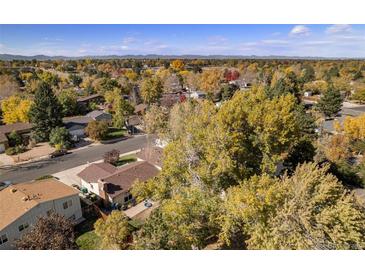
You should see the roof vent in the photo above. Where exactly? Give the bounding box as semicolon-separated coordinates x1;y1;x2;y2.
11;188;17;193
22;196;29;201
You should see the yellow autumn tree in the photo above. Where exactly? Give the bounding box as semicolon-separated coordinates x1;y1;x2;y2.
1;95;32;124
343;114;365;141
170;59;184;71
198;69;223;94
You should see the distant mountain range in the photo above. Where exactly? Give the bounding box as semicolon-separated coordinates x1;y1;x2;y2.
0;53;360;61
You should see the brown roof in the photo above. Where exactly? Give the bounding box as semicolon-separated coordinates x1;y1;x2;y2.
101;161;159;198
127;115;142;126
0;122;33;143
136;146;163;168
0;178;79;231
77;94;103;103
160;94;180;108
134;104;147;114
77;162;117;184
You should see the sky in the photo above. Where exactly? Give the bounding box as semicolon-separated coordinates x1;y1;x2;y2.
0;24;365;57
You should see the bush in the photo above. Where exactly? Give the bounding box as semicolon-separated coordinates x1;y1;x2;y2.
5;147;16;155
49;126;72;149
7;131;22;147
85;120;109;141
36;175;54;180
5;145;26;155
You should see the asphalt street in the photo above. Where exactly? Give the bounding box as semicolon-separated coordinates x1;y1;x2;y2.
0;135;152;184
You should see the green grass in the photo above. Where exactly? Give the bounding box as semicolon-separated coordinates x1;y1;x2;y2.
114;155;137;166
76;231;101;250
103;127;127;140
35;175;54;180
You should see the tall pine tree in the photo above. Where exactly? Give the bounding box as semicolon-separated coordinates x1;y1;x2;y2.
316;87;343;118
29;81;63;141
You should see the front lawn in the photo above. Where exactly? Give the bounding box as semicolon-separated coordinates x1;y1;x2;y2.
76;231;101;250
103;127;127;140
114;155;137;166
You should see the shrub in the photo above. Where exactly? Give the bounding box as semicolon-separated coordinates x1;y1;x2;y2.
7;130;22;147
5;147;16;155
85;120;109;141
5;145;26;156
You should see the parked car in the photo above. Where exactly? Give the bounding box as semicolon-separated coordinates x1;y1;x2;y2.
50;149;68;158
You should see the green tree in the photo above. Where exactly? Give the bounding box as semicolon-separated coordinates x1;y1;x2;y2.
7;130;22;147
140;76;163;105
49;126;72;149
220;83;239;101
143;104;169;135
352;89;365;103
58;89;78;116
112;97;134;129
134;187;222;250
94;211;131;249
29;82;63;141
300;64;315;83
220;163;365;250
316;87;343;118
69;73;82;87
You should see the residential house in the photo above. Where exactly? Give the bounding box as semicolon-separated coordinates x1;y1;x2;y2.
0;123;33;153
126;115;143;135
229;79;252;89
134;103;147;115
77;161;159;208
63;116;93;141
77;162;117;196
136;146;163;169
86;110;112;123
190;91;207;100
0;178;83;250
76;94;104;106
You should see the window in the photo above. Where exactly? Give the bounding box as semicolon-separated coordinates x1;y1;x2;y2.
63;200;72;210
63;201;68;210
124;194;133;203
18;223;29;232
0;234;8;245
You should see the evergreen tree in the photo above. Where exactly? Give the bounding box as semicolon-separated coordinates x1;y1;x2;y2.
29;81;63;141
316;87;343;118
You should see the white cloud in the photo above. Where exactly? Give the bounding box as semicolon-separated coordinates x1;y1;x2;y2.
326;24;352;34
290;25;310;36
261;39;289;45
122;36;137;45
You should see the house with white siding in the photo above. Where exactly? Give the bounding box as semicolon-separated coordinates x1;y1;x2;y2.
0;178;83;250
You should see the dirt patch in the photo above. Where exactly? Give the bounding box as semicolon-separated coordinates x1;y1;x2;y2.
12;142;56;163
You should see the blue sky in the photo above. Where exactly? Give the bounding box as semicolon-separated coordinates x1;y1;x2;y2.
0;24;365;57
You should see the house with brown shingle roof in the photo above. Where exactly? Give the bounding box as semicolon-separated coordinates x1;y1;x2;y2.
0;123;33;153
0;178;82;250
136;146;163;169
77;161;159;207
77;162;117;196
